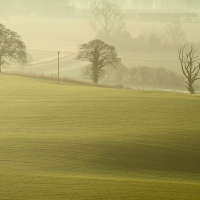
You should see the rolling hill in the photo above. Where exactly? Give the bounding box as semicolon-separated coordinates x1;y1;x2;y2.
0;74;200;200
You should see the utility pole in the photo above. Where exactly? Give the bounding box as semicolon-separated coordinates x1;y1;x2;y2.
57;51;60;84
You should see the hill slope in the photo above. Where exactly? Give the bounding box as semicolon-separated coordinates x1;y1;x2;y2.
0;74;200;200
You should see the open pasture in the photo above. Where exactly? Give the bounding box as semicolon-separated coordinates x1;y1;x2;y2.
0;74;200;199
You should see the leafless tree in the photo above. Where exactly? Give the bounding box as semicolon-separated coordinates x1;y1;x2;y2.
0;23;27;72
76;39;120;83
178;45;200;94
89;0;125;41
164;21;186;47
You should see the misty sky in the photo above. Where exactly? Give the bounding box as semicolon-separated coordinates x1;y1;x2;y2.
0;0;200;52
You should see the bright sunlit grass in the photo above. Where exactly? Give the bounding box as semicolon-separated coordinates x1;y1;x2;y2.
0;74;200;199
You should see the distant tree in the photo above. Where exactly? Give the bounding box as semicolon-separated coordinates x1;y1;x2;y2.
137;66;154;84
0;23;27;73
97;30;134;52
115;64;129;83
164;21;186;47
76;39;120;83
141;28;164;50
129;67;138;82
178;45;200;94
90;0;125;41
128;66;184;87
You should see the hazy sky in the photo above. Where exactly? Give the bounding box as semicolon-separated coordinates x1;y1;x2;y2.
1;0;200;52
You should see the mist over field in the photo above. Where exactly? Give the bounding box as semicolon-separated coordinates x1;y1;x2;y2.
1;0;200;92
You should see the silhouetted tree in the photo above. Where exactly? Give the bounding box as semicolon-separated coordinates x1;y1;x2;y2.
178;45;200;94
76;39;120;83
0;23;27;72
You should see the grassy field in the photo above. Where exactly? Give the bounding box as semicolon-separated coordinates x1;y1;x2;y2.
0;74;200;199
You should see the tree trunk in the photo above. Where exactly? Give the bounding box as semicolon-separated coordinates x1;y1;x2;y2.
187;80;195;94
93;76;98;83
92;63;99;84
0;58;3;73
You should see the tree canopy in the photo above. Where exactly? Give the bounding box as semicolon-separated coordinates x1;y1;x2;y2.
76;39;120;83
0;23;27;72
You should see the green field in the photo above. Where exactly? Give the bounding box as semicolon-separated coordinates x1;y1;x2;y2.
0;74;200;200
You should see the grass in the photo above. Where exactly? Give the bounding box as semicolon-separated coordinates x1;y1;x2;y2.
0;74;200;199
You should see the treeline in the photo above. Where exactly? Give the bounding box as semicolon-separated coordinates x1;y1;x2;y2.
104;65;184;87
97;21;187;53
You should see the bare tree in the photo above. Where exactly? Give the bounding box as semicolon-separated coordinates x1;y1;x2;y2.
164;21;186;47
76;39;120;83
90;0;125;41
0;23;27;72
178;45;200;94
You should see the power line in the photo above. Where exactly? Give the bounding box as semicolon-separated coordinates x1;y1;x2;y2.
28;49;77;54
27;49;180;64
121;58;179;63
